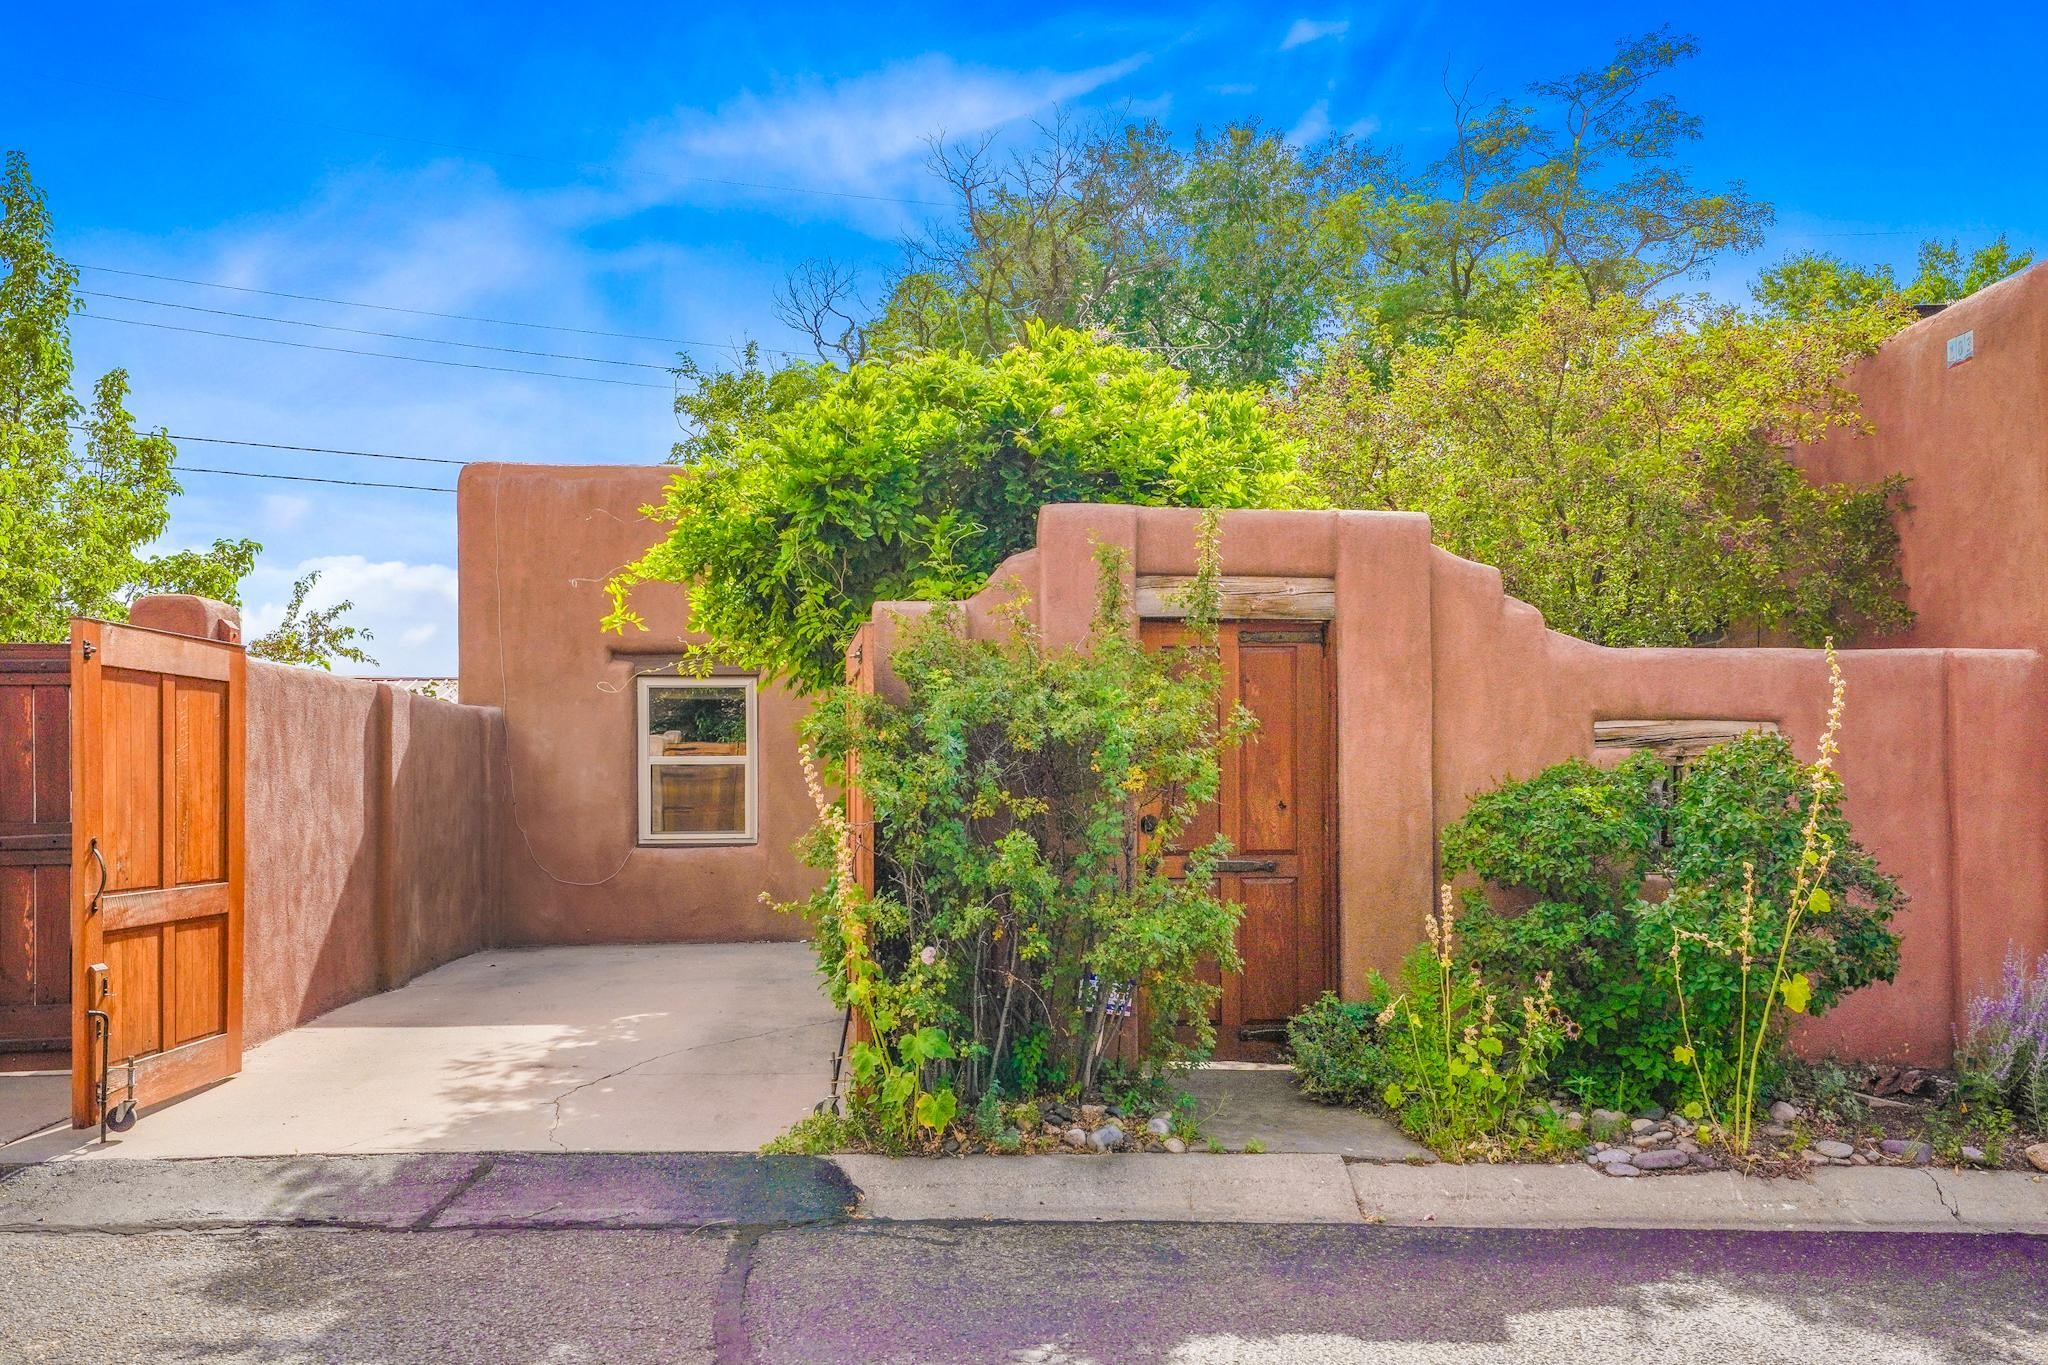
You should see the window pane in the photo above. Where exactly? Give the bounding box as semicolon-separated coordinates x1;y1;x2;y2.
647;685;748;757
651;764;747;835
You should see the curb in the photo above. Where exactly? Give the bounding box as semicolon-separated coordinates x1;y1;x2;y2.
831;1152;2048;1234
5;1150;2045;1235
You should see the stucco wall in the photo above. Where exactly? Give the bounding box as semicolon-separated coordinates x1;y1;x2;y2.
243;664;505;1045
455;463;820;946
1795;262;2048;656
869;504;2048;1065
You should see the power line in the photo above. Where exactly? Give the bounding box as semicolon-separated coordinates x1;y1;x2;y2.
80;290;677;370
75;264;808;357
169;432;470;466
64;425;474;466
74;311;676;389
175;464;454;493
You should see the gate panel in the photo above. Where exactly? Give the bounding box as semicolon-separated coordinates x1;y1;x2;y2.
0;644;72;1058
70;620;245;1127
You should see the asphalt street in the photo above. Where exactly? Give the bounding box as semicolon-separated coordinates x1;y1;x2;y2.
6;1221;2045;1364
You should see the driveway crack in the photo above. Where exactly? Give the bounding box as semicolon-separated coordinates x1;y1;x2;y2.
1926;1169;1964;1222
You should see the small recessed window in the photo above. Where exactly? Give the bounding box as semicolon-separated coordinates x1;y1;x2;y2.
637;676;757;844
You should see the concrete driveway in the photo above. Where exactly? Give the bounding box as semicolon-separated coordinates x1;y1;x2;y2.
1;943;838;1160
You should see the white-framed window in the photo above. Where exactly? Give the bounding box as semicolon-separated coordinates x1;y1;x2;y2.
637;675;758;845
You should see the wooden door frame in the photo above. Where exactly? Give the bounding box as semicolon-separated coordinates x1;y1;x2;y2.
68;619;246;1128
1139;617;1340;1054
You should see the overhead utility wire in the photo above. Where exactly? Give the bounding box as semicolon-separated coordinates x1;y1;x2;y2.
74;264;807;357
74;312;675;389
79;291;676;370
174;464;454;493
63;425;472;467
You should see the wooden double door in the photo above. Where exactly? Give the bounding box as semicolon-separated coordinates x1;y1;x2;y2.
1141;620;1335;1060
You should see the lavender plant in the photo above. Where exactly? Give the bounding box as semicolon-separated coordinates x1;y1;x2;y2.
1956;950;2048;1128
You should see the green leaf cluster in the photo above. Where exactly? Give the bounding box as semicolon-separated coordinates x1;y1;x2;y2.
1286;991;1391;1108
1286;290;1913;647
1375;933;1577;1160
611;324;1302;692
1753;236;2033;323
1445;734;1902;1111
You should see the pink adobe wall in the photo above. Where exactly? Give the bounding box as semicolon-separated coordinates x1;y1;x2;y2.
455;463;821;946
867;504;2048;1065
1794;262;2048;656
241;663;506;1045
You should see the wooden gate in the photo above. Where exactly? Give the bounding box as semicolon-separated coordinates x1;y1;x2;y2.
0;645;73;1062
68;620;246;1127
1142;620;1336;1061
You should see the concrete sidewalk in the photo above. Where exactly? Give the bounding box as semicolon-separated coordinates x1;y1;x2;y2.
0;944;838;1161
9;1151;2048;1235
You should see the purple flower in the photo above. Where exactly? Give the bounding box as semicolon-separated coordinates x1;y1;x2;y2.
919;945;939;967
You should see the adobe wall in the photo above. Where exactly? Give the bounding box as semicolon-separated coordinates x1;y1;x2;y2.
242;664;506;1045
455;464;820;946
869;504;2048;1065
1794;262;2048;656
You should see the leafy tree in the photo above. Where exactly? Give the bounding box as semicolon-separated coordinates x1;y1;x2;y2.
0;150;259;640
781;116;1377;388
248;570;376;669
1335;29;1771;355
611;325;1302;691
780;30;1767;388
1754;235;2035;322
1285;290;1911;646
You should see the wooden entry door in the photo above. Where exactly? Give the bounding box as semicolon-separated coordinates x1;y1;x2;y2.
69;620;245;1127
1141;620;1334;1060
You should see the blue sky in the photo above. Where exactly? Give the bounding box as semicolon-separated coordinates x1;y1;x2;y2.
8;3;2045;675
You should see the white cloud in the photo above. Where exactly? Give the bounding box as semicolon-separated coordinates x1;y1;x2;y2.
1289;100;1332;146
1281;18;1350;51
616;53;1148;228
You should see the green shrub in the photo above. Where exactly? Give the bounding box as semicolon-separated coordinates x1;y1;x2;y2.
782;515;1250;1141
1376;890;1576;1159
607;325;1304;692
1287;991;1391;1107
1447;729;1901;1112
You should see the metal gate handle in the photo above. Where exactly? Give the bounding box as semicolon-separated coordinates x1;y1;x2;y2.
86;839;107;916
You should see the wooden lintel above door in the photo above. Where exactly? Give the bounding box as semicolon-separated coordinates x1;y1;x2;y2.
1135;576;1336;621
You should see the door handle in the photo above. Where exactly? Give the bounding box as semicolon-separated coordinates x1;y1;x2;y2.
86;839;107;916
1213;858;1278;873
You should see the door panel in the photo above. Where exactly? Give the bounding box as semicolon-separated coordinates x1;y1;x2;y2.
70;620;245;1127
0;646;72;1056
1237;645;1301;853
1140;620;1334;1060
173;681;229;883
98;669;164;892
